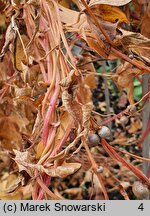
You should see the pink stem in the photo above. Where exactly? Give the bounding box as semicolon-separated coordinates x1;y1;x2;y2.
42;85;60;145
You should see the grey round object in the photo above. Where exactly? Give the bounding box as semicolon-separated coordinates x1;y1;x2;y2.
88;133;100;146
98;126;111;138
132;181;149;199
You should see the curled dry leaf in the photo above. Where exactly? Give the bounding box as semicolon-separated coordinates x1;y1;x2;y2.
72;0;131;9
141;3;150;39
0;172;32;200
61;70;83;126
14;85;32;97
0;23;16;61
58;0;70;7
13;150;34;174
14;149;81;178
0;173;23;199
60;4;119;58
0;116;24;150
45;162;81;178
128;119;142;134
54;109;73;146
14;35;29;72
112;62;134;105
82;102;93;128
89;4;129;23
88;0;131;7
116;29;150;65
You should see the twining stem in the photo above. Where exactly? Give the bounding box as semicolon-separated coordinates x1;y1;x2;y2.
99;91;150;126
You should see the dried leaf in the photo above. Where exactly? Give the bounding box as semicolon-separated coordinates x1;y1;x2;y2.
112;62;134;104
89;0;131;7
128;119;142;134
55;110;73;143
0;173;23;198
141;4;150;38
61;70;83;125
0;23;16;62
117;29;150;65
46;162;81;178
0;116;23;150
14;35;29;72
58;0;70;7
60;5;118;58
90;4;129;23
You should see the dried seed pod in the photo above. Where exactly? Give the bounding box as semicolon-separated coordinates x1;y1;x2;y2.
132;181;149;199
88;133;100;146
98;126;111;138
120;115;128;125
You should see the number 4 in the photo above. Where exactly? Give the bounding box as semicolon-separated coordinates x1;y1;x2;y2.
138;203;144;211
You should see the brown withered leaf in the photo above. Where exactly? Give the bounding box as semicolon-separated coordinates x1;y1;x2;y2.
0;13;6;27
14;35;29;72
0;116;23;150
14;84;32;97
111;132;127;145
45;162;81;178
54;109;73;147
78;52;96;74
0;173;22;195
0;23;16;62
141;3;150;39
86;17;118;58
62;90;83;125
35;141;45;160
14;150;81;178
88;0;131;7
82;102;93;128
116;29;150;65
14;150;47;177
112;62;134;105
0;151;10;171
128;119;142;134
58;0;70;7
89;4;129;23
0;172;32;200
84;74;96;89
60;5;118;58
72;0;131;10
61;70;83;125
13;150;34;174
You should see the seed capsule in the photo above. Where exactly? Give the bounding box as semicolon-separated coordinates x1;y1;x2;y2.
88;133;100;146
128;105;136;114
98;126;111;138
120;115;128;125
132;181;149;199
97;166;104;173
